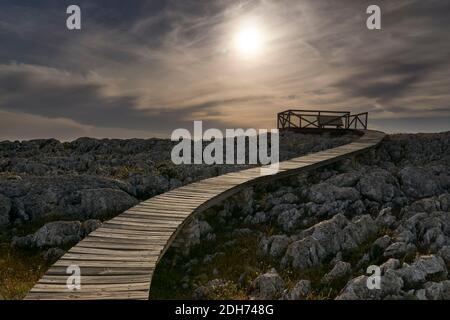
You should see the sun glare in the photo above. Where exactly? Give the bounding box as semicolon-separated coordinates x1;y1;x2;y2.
234;25;264;56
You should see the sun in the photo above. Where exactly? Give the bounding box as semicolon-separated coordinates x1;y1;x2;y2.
234;25;264;56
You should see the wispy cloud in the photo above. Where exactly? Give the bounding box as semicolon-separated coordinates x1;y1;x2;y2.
0;0;449;140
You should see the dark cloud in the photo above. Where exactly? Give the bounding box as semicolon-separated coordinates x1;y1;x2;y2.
335;61;436;102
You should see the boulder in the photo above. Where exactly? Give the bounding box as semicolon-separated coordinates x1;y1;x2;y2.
309;183;360;204
383;242;416;259
172;218;213;255
81;219;102;237
394;211;450;252
438;246;450;267
76;188;138;218
12;221;82;248
380;258;401;273
326;171;361;187
277;208;304;232
284;280;311;300
321;261;352;284
282;214;378;271
357;168;399;203
336;269;403;300
375;207;397;228
259;235;291;259
399;166;441;199
395;255;447;288
42;247;66;263
423;281;450;300
439;193;450;211
250;268;285;300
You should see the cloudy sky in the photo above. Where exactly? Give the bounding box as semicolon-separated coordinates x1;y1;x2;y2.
0;0;449;140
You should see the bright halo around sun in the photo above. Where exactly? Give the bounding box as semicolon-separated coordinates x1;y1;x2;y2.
234;25;264;56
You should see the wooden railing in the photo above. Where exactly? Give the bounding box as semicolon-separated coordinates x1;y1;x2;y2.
277;110;368;130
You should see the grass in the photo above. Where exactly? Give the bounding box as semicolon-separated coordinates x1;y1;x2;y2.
0;244;48;299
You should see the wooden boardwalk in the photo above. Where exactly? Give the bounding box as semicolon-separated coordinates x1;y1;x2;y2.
25;130;385;300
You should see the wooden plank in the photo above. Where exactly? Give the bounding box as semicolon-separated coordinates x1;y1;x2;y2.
25;290;149;300
93;227;172;237
82;235;168;245
68;246;157;257
54;260;152;268
45;266;154;276
31;282;150;293
110;216;180;227
76;242;160;251
88;232;171;242
61;253;157;262
101;222;178;233
39;275;150;284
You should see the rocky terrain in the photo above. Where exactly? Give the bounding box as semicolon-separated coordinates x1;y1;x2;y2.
1;131;449;300
0;131;355;299
150;132;450;300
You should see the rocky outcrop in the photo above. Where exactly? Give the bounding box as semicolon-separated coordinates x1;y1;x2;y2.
172;218;214;256
336;269;404;300
395;255;447;289
12;219;101;249
249;268;285;300
281;214;377;271
0;175;138;223
283;280;311;300
258;235;291;259
321;261;352;284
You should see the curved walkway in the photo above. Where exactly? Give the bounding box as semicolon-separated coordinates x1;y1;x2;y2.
25;129;385;300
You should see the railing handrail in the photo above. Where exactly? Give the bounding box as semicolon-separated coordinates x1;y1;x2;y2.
278;109;368;130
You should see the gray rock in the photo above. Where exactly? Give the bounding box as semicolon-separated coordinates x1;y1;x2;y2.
172;218;213;255
269;235;291;258
271;192;298;205
42;247;66;263
0;194;11;227
399;166;441;199
383;242;416;259
438;246;450;267
309;183;360;204
394;211;450;252
81;219;102;236
245;211;268;225
285;280;311;300
396;255;447;288
357;168;399;203
423;281;450;300
321;261;352;284
282;214;377;271
326;171;361;187
76;188;138;218
415;289;427;300
250;268;285;300
330;252;343;266
277;208;304;232
336;269;403;300
375;207;397;228
409;197;441;213
439;193;450;211
12;221;82;248
380;258;401;273
372;235;392;252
